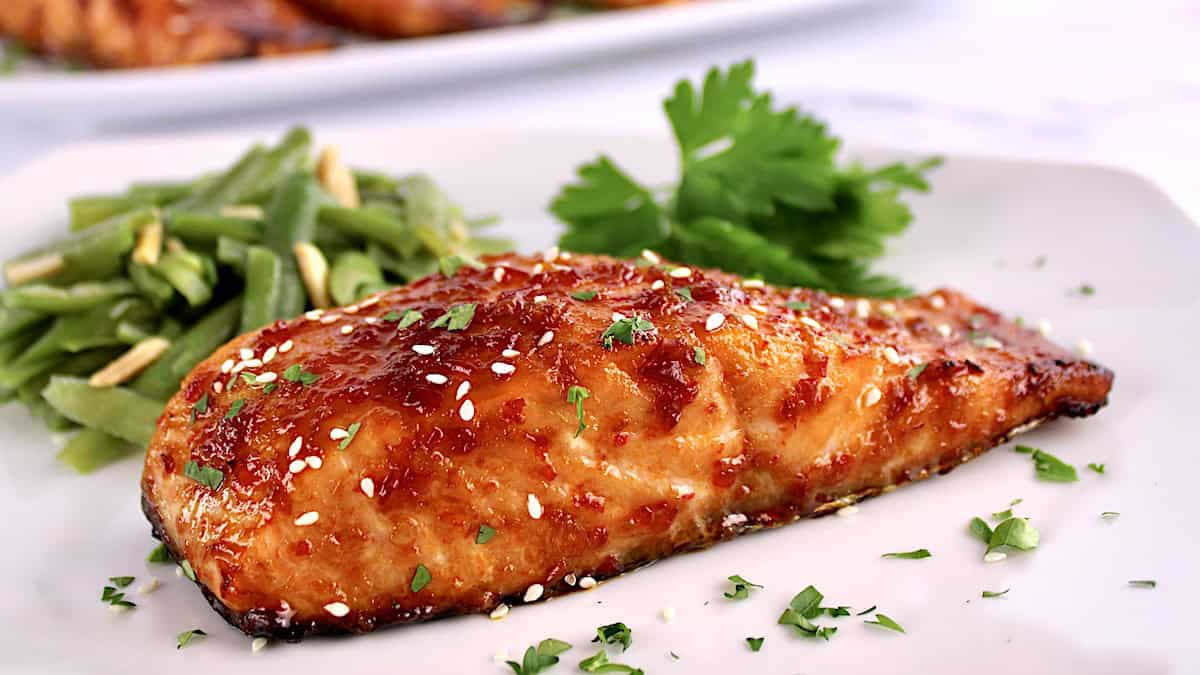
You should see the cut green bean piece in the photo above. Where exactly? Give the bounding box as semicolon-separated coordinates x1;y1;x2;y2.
329;251;383;306
68;196;140;232
241;246;282;332
215;237;249;274
240;127;314;205
389;257;439;282
126;180;197;206
116;321;155;345
55;299;156;353
57;428;140;474
4;279;136;313
466;235;516;256
42;376;162;446
319;205;413;255
353;169;400;196
127;260;175;308
151;251;213;307
169;213;261;244
402;175;455;258
131;298;241;400
0;306;48;340
7;208;148;284
0;325;42;365
169;145;268;214
262;172;322;317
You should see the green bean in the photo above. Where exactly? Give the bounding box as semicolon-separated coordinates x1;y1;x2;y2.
466;235;517;256
68;196;140;231
127;260;175;308
262;172;321;317
0;325;41;365
23;394;76;431
168;212;261;243
388;256;438;282
353;169;400;196
241;246;282;332
402;175;455;258
125;180;197;206
240;127;314;204
150;251;212;307
57;428;139;474
319;204;415;256
42;376;162;446
168;145;268;214
116;321;154;345
3;279;136;313
329;251;384;305
215;237;249;274
0;306;47;341
7;207;149;284
131;297;241;400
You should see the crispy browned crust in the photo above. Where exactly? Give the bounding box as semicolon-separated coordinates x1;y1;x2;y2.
0;0;337;69
293;0;547;38
142;253;1113;640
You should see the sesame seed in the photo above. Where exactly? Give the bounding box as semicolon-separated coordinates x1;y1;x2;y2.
880;302;897;315
930;294;946;309
564;574;577;586
329;427;349;441
344;304;359;314
538;331;554;347
579;576;597;589
305;309;323;320
425;373;448;385
340;324;354;335
243;358;262;368
489;604;510;620
1037;319;1053;336
493;267;506;283
502;349;521;358
705;313;725;331
800;316;822;331
611;311;626;322
883;346;901;364
836;505;859;517
829;297;846;309
750;303;769;314
294;511;319;526
561;252;572;260
364;317;379;325
360;477;375;498
251;637;268;653
323;602;349;617
533;295;548;304
651;279;665;290
524;584;544;602
262;346;277;364
231;362;246;375
741;279;765;288
669;267;692;279
491;362;516;375
289;459;306;474
175;566;183;577
641;249;661;265
239;348;254;361
459;399;475;421
256;371;277;384
542;246;560;262
740;314;758;329
212;381;223;393
360;296;380;308
1075;339;1093;356
673;483;695;497
983;551;1007;563
936;323;952;337
305;456;322;469
449;382;469;402
279;339;294;353
527;493;543;519
661;607;677;623
412;344;435;355
138;578;161;595
855;299;871;318
220;359;234;374
861;385;883;408
532;263;544;275
320;314;339;324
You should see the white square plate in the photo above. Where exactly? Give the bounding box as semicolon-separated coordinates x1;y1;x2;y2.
0;127;1196;674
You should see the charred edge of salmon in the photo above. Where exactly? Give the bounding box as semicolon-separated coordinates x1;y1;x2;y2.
143;389;1109;641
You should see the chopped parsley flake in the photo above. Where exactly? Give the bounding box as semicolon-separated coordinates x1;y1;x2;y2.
476;524;497;545
224;398;245;418
1016;445;1079;482
430;303;476;331
969;517;993;544
692;346;707;365
1077;283;1095;296
674;287;693;302
981;589;1010;598
263;382;277;394
1088;462;1106;474
571;290;598;301
180;560;196;581
578;650;643;674
785;301;811;311
147;543;171;564
283;363;319;385
394;309;423;328
593;622;632;651
987;517;1040;554
338;421;361;450
507;638;572;675
855;605;877;616
176;629;207;649
906;363;928;380
190;393;208;424
381;311;400;322
777;585;840;641
600;314;655;349
410;563;432;593
746;637;764;652
724;574;763;600
1128;580;1157;589
183;460;224;490
109;576;134;588
240;372;257;385
101;583;137;609
567;385;591;437
438;254;482;277
864;613;905;634
881;549;931;560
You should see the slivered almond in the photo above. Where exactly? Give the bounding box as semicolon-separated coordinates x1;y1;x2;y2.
219;204;265;220
4;253;64;285
131;216;164;266
316;146;360;208
88;337;171;387
293;242;333;308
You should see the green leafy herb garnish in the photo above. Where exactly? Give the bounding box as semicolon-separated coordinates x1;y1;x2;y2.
785;301;811;311
600;314;655;349
390;309;423;328
572;290;598;301
864;613;905;634
382;311;400;322
430;303;476;331
176;629;207;649
578;650;643;674
777;585;840;641
109;576;134;588
724;574;763;600
1077;283;1095;296
906;363;928;380
183;460;224;490
1088;462;1106;474
438;254;482;277
190;393;208;424
283;363;319;385
101;582;137;609
1128;580;1157;589
855;605;877;616
476;524;497;545
692;346;707;365
1016;445;1079;482
567;385;591;437
338;421;361;450
593;622;632;651
147;543;171;563
987;517;1040;554
881;549;931;560
507;638;572;675
982;589;1010;598
410;563;432;593
550;61;939;297
240;372;258;385
180;560;196;581
224;399;245;418
263;383;277;394
674;287;693;302
746;637;764;652
968;517;993;544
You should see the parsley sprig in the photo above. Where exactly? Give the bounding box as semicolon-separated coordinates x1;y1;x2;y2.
777;585;842;641
550;61;939;296
506;638;571;675
724;574;763;600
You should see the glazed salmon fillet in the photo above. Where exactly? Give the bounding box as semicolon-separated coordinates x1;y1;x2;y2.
140;252;1113;639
